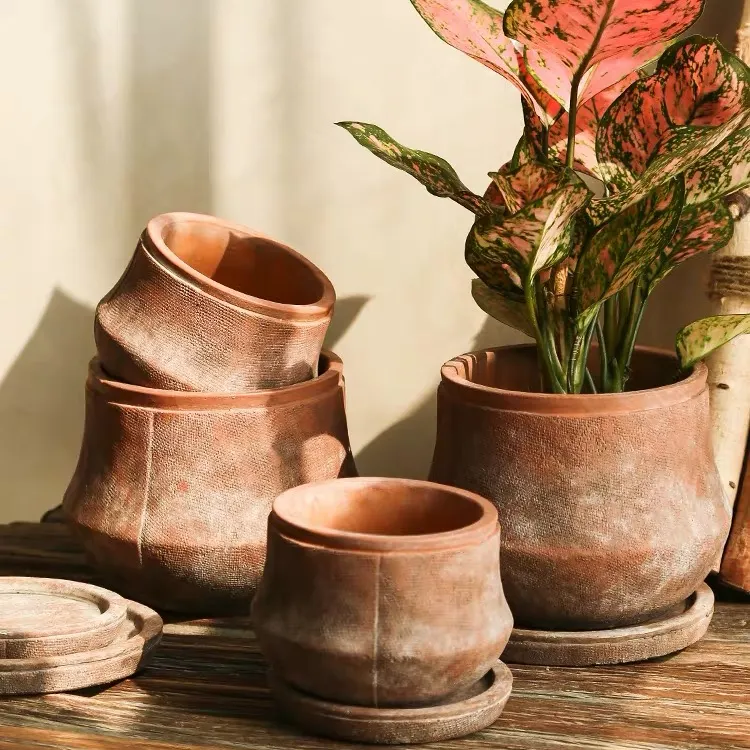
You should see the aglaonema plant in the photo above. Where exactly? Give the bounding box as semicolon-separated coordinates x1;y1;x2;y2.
338;0;750;393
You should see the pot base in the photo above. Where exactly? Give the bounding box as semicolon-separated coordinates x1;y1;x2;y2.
503;584;714;666
267;662;513;745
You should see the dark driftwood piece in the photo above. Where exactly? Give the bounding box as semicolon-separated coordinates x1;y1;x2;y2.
504;584;714;666
0;522;748;750
268;662;513;745
0;577;127;659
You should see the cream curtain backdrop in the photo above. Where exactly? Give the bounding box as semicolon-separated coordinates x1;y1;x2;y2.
0;0;739;522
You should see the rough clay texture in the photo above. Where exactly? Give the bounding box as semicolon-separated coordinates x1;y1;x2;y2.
0;601;162;695
267;662;513;745
430;346;732;630
0;578;127;659
504;584;714;666
95;215;333;393
64;356;356;614
253;515;513;708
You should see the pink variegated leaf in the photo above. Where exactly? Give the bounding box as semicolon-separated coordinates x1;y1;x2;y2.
337;122;488;214
590;111;749;225
472;278;534;336
685;128;750;205
647;200;734;294
677;314;750;370
542;72;639;176
503;0;704;110
575;179;684;328
489;162;562;214
466;171;590;290
597;38;750;190
409;0;544;118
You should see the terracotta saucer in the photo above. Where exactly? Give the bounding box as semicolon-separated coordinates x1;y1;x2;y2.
0;601;162;695
0;577;128;658
503;584;714;666
268;661;513;745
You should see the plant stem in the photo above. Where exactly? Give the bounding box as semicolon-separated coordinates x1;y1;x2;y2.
585;368;598;394
603;297;617;355
525;274;566;394
615;284;647;391
596;317;609;392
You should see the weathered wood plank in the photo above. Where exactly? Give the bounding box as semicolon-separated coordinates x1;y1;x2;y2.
0;522;747;750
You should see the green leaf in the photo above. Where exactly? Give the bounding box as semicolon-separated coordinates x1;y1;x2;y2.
575;178;684;323
685;127;750;205
466;171;591;290
471;278;534;337
488;162;562;215
677;314;750;369
647;200;734;294
590;113;748;225
337;122;487;213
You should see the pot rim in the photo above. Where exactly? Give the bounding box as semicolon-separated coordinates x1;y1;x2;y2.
440;344;707;416
144;212;335;321
87;350;343;409
270;477;498;552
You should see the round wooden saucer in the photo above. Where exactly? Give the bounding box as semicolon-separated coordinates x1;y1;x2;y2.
0;600;162;695
268;661;513;745
503;584;714;666
0;577;128;658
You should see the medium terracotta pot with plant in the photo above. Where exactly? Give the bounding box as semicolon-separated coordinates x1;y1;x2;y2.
339;0;750;657
252;478;514;742
64;352;355;614
95;212;335;393
430;344;728;630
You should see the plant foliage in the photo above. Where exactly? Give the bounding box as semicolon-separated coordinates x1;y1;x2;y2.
340;0;750;392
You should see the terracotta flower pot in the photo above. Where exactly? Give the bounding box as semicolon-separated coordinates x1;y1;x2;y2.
252;478;513;708
429;344;731;630
95;212;335;392
63;352;356;614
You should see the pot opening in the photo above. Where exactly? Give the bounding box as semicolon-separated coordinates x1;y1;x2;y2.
161;220;325;305
455;345;686;394
276;481;486;537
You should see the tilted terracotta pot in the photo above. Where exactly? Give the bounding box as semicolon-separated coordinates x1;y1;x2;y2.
95;212;335;392
64;352;356;614
252;478;513;708
429;344;731;630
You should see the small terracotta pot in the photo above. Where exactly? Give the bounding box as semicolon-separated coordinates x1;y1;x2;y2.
95;212;335;392
252;478;513;708
63;352;356;613
429;344;731;630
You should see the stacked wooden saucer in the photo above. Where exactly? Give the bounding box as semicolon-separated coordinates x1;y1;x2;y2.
0;577;162;694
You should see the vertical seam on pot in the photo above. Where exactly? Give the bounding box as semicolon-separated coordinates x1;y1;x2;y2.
136;412;154;569
372;554;381;708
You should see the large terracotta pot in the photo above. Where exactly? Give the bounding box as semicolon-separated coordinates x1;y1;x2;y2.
429;344;731;630
252;478;513;708
95;212;335;393
64;352;355;614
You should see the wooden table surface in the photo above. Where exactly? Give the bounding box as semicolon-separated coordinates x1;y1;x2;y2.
0;522;748;750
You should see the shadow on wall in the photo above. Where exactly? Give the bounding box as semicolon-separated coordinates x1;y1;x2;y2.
0;291;94;522
357;318;528;480
1;1;216;522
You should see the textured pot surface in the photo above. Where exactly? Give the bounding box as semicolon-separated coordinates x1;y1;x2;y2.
95;212;335;392
252;478;513;708
64;352;356;613
429;345;731;630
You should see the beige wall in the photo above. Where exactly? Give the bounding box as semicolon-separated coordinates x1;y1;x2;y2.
0;0;740;522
